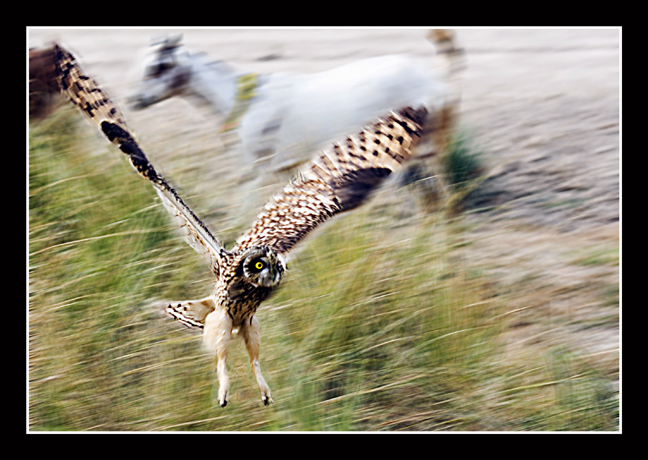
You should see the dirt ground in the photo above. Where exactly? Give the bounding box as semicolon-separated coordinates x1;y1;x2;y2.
28;28;620;379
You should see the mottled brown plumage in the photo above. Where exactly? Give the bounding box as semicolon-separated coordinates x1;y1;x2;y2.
53;44;427;407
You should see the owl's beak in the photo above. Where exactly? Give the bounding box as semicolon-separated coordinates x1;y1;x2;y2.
258;264;281;287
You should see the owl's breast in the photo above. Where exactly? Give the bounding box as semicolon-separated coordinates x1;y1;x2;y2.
220;279;274;325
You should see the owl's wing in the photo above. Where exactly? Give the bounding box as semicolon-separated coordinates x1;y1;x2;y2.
233;106;428;256
54;44;226;276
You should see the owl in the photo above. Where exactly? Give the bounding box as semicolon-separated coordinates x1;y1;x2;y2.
54;44;427;407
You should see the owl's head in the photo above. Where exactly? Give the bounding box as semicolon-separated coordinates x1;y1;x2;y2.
240;246;285;288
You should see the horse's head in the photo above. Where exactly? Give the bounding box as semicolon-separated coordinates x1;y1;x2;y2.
128;35;192;110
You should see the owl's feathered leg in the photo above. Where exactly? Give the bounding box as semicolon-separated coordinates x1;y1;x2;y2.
241;315;273;406
203;308;233;407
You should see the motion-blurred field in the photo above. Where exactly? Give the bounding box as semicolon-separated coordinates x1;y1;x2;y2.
29;110;617;431
28;28;619;431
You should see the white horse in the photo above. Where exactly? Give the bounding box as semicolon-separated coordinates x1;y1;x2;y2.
129;31;462;168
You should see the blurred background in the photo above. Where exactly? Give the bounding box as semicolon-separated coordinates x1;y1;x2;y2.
28;28;619;431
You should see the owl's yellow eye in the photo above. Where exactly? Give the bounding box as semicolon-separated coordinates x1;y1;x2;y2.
255;261;264;270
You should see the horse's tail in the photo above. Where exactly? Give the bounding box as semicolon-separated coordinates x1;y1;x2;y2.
427;29;465;77
425;29;465;156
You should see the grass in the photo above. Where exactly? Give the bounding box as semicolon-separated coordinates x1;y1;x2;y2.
28;109;618;431
571;245;620;267
440;129;485;213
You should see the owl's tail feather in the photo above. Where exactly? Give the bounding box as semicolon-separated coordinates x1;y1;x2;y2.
166;298;216;329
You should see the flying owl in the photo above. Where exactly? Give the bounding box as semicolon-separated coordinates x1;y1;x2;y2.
53;44;427;407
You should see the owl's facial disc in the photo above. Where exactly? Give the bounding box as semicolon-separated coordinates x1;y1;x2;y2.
243;247;284;288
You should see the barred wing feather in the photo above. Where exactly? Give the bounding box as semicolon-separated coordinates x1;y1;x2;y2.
234;106;427;256
54;44;225;276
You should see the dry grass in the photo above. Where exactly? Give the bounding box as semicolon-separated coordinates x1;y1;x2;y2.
28;110;618;431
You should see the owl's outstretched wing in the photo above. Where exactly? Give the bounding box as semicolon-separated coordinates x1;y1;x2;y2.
53;44;226;276
233;106;427;256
